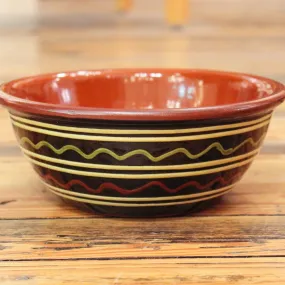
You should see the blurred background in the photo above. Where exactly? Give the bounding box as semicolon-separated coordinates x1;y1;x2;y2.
0;0;284;84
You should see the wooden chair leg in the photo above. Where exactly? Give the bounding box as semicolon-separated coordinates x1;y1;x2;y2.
117;0;133;13
165;0;189;27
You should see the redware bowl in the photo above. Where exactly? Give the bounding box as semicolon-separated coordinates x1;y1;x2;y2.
0;69;284;217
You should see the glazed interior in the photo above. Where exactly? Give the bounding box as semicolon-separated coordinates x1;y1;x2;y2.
1;70;281;110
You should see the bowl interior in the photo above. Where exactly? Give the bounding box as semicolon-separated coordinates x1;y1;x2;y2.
1;69;278;110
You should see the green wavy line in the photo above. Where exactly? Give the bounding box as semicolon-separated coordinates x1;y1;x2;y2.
20;134;265;162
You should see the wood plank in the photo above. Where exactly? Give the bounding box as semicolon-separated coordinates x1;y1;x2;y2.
1;258;285;285
1;24;285;81
1;182;285;218
0;214;285;260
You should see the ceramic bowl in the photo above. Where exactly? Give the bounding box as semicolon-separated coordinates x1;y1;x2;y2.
0;69;284;217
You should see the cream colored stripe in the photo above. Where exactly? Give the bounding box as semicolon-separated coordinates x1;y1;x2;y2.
43;181;237;202
11;118;270;142
47;186;233;207
10;113;271;135
22;147;259;171
25;155;255;179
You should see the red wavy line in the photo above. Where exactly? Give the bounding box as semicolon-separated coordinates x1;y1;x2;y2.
41;172;242;195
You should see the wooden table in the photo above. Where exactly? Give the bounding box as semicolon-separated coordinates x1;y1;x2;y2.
1;1;285;282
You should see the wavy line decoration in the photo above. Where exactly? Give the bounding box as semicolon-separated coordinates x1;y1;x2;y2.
20;133;265;162
44;181;237;202
42;172;242;195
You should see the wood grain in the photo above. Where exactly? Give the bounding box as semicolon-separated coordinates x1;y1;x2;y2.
0;0;285;283
1;215;285;260
1;258;285;285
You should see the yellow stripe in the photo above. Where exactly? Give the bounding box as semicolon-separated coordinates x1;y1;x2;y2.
10;113;271;135
47;185;233;207
19;134;265;162
25;155;255;179
11;118;270;142
23;147;259;171
43;181;237;202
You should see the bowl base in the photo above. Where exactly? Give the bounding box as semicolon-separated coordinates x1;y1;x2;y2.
59;196;223;218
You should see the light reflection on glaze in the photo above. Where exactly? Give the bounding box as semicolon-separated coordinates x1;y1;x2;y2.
2;69;282;113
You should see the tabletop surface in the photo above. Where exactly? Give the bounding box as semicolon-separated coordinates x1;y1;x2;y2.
0;1;285;284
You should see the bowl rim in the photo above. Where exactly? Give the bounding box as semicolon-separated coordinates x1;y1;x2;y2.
0;68;284;121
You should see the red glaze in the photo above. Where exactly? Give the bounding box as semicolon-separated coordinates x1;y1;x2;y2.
0;69;284;121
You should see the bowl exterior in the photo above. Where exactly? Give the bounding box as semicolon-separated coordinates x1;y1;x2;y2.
10;111;271;217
